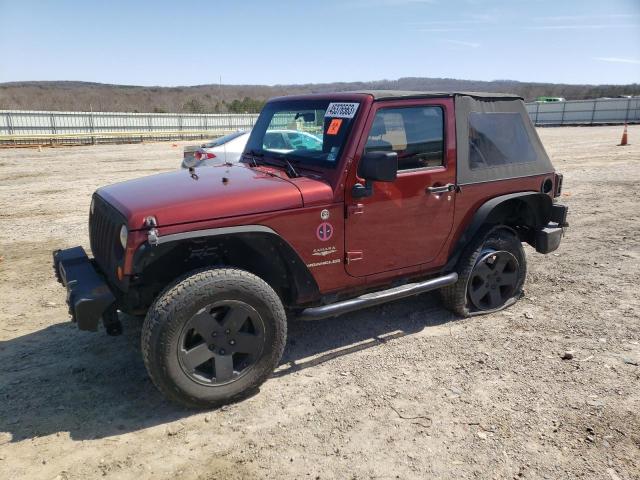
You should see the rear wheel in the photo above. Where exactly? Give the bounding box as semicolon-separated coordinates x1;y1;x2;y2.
141;268;286;408
440;227;526;317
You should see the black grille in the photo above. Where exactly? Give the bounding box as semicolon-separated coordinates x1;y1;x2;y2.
89;194;126;282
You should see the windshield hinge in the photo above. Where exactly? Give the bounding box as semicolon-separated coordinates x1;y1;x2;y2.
346;250;364;264
148;228;159;246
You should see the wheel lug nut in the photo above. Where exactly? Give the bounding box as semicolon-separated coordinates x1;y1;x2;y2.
225;329;231;334
211;332;217;337
229;339;236;346
219;349;226;355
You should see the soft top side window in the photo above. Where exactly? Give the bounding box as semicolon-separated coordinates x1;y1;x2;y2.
468;112;537;170
365;106;444;171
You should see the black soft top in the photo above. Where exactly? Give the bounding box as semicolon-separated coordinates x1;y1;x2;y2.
353;90;552;185
351;90;523;101
265;90;552;185
268;91;523;103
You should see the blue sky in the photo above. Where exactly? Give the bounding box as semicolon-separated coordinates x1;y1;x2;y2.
0;0;638;86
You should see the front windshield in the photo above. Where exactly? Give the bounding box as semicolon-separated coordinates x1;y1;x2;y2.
243;99;360;168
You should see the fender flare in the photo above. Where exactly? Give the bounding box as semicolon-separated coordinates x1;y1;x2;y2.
445;191;552;271
132;225;320;305
149;225;277;246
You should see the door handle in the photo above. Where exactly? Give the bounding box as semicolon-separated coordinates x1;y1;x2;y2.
427;183;456;194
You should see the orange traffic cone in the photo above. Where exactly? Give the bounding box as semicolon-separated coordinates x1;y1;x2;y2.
618;124;629;146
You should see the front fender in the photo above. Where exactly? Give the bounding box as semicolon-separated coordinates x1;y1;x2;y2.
131;225;320;305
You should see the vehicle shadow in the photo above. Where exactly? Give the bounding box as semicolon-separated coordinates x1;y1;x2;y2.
277;293;456;377
0;292;457;442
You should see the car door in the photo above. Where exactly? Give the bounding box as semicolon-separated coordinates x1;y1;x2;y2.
344;98;457;277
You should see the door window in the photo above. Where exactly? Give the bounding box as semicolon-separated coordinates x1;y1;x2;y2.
365;106;444;170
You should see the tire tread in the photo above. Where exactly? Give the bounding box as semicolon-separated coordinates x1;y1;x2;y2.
141;268;286;409
440;226;526;317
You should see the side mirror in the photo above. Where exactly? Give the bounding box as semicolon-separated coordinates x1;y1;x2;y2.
353;151;397;198
358;151;398;182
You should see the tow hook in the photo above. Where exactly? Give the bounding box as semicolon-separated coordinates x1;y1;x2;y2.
102;305;123;336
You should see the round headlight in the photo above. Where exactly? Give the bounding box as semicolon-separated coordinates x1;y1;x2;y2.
119;224;128;249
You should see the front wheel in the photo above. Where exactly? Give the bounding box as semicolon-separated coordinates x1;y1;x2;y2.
141;268;287;408
440;227;526;317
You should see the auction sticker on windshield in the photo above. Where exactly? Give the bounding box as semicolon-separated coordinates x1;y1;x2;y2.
325;102;359;118
326;118;343;135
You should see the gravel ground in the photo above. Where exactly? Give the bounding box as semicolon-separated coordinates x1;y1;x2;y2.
0;126;639;479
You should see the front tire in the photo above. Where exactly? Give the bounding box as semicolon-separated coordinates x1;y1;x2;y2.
141;268;287;408
440;227;526;317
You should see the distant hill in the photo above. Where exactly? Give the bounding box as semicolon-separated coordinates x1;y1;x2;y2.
1;78;638;113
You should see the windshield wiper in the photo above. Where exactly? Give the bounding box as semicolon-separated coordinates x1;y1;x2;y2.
281;158;300;178
244;149;264;167
246;149;300;178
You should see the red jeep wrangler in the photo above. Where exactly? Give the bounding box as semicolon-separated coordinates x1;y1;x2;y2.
54;91;568;408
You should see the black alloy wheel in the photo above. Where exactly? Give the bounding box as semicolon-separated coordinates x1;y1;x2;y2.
440;227;527;317
468;250;520;310
178;300;265;385
142;268;287;408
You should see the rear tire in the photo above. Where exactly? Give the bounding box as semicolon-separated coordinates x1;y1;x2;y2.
141;268;287;409
440;226;526;317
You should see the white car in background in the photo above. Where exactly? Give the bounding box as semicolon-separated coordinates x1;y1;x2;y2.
262;129;323;153
182;129;324;169
182;130;249;168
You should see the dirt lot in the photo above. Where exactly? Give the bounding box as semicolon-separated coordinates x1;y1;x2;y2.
1;126;639;480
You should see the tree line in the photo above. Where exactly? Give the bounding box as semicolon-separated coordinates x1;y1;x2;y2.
0;78;638;113
178;97;266;114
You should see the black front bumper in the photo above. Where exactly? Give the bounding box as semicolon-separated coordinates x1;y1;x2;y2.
53;246;116;332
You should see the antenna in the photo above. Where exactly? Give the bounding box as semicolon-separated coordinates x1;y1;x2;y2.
219;75;227;163
223;129;228;164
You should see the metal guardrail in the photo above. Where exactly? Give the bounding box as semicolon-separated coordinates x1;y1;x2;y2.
1;97;638;145
0;110;259;145
525;97;640;126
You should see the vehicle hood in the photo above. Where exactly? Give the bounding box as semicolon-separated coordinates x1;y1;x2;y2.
97;164;305;229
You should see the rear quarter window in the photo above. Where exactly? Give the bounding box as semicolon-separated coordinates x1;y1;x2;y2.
468;112;537;170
